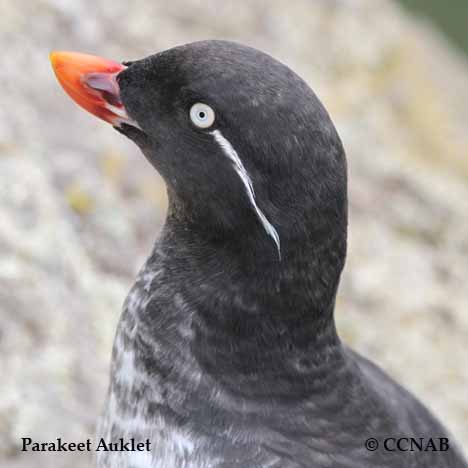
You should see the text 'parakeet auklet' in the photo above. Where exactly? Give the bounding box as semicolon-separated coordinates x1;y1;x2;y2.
50;40;467;468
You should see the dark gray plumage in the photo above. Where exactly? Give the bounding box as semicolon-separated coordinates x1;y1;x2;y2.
93;41;467;467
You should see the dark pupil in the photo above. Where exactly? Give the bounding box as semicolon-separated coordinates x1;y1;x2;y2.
198;111;206;119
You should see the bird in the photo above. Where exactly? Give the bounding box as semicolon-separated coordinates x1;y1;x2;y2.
50;40;467;468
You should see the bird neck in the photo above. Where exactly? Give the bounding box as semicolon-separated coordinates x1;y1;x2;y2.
141;214;347;398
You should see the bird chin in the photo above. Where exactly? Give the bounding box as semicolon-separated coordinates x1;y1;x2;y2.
111;112;143;132
114;121;151;147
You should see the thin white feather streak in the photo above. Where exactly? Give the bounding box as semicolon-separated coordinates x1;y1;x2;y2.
211;129;281;257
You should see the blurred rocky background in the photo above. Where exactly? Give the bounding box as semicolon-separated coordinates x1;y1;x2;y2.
1;0;467;466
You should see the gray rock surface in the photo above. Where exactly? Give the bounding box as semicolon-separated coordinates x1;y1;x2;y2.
1;0;467;466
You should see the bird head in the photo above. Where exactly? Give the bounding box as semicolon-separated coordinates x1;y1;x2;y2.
50;41;347;266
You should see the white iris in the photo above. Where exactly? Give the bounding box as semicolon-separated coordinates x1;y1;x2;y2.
190;103;215;128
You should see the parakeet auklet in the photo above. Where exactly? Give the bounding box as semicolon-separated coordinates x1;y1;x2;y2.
50;41;467;468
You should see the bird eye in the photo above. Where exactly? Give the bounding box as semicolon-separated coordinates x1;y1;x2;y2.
189;103;215;129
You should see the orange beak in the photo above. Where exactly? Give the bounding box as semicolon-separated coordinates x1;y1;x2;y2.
50;51;134;126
